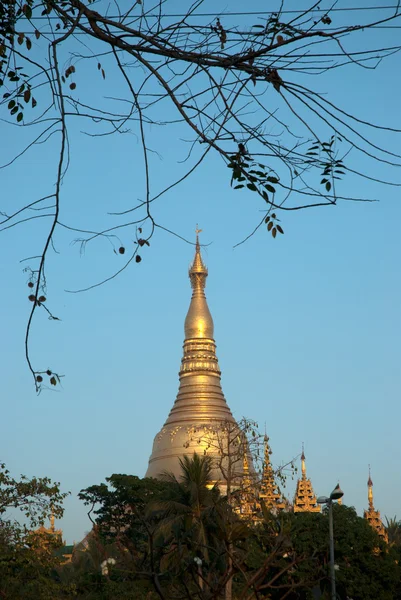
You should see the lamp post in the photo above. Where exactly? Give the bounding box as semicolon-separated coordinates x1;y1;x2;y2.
317;484;344;600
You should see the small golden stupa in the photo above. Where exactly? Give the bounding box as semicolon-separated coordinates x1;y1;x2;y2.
363;468;388;542
145;230;238;483
258;435;285;512
237;449;259;518
293;446;320;513
30;512;64;553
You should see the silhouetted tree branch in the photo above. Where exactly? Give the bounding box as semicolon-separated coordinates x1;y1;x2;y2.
1;0;400;388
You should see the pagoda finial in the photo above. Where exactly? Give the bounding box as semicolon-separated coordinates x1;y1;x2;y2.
195;224;202;247
368;465;374;508
189;225;208;292
184;227;213;339
50;511;55;533
301;443;306;479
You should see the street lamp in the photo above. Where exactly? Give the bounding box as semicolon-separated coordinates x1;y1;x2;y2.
317;484;344;600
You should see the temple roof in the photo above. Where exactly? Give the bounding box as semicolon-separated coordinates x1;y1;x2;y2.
259;435;285;512
364;467;387;542
293;447;320;513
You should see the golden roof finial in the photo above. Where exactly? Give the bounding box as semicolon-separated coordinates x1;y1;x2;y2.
368;465;374;508
195;223;202;244
301;443;306;479
189;225;208;288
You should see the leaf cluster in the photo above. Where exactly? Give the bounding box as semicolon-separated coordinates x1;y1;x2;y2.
0;462;67;530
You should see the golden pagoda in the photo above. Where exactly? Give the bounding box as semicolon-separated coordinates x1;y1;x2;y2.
146;231;238;483
259;435;285;512
293;447;320;513
30;512;64;553
237;449;259;518
364;468;388;542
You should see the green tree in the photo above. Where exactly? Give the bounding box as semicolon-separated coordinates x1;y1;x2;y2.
78;473;174;599
153;454;225;560
79;473;171;553
78;456;234;598
0;461;68;600
286;504;400;600
151;453;235;595
77;456;307;600
385;516;401;547
0;461;67;529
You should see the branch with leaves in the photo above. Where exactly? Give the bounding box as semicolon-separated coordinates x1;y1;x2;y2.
0;460;68;536
1;0;400;387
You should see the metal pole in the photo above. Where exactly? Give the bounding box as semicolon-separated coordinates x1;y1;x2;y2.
328;500;336;600
198;564;203;590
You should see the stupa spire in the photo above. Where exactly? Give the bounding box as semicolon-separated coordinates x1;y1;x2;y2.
146;229;236;480
293;445;320;513
189;226;208;283
184;227;214;340
301;442;306;479
367;465;374;508
258;435;285;512
364;466;387;542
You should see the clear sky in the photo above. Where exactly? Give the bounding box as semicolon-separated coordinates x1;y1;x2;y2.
1;0;400;543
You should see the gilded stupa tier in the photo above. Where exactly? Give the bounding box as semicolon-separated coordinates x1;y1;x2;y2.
259;435;285;512
293;448;320;513
145;232;236;481
364;469;388;542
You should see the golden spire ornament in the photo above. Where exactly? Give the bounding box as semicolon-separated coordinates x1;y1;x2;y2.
301;443;306;479
368;466;374;508
145;230;237;481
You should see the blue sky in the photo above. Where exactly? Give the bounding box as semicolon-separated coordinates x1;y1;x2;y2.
0;0;400;543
